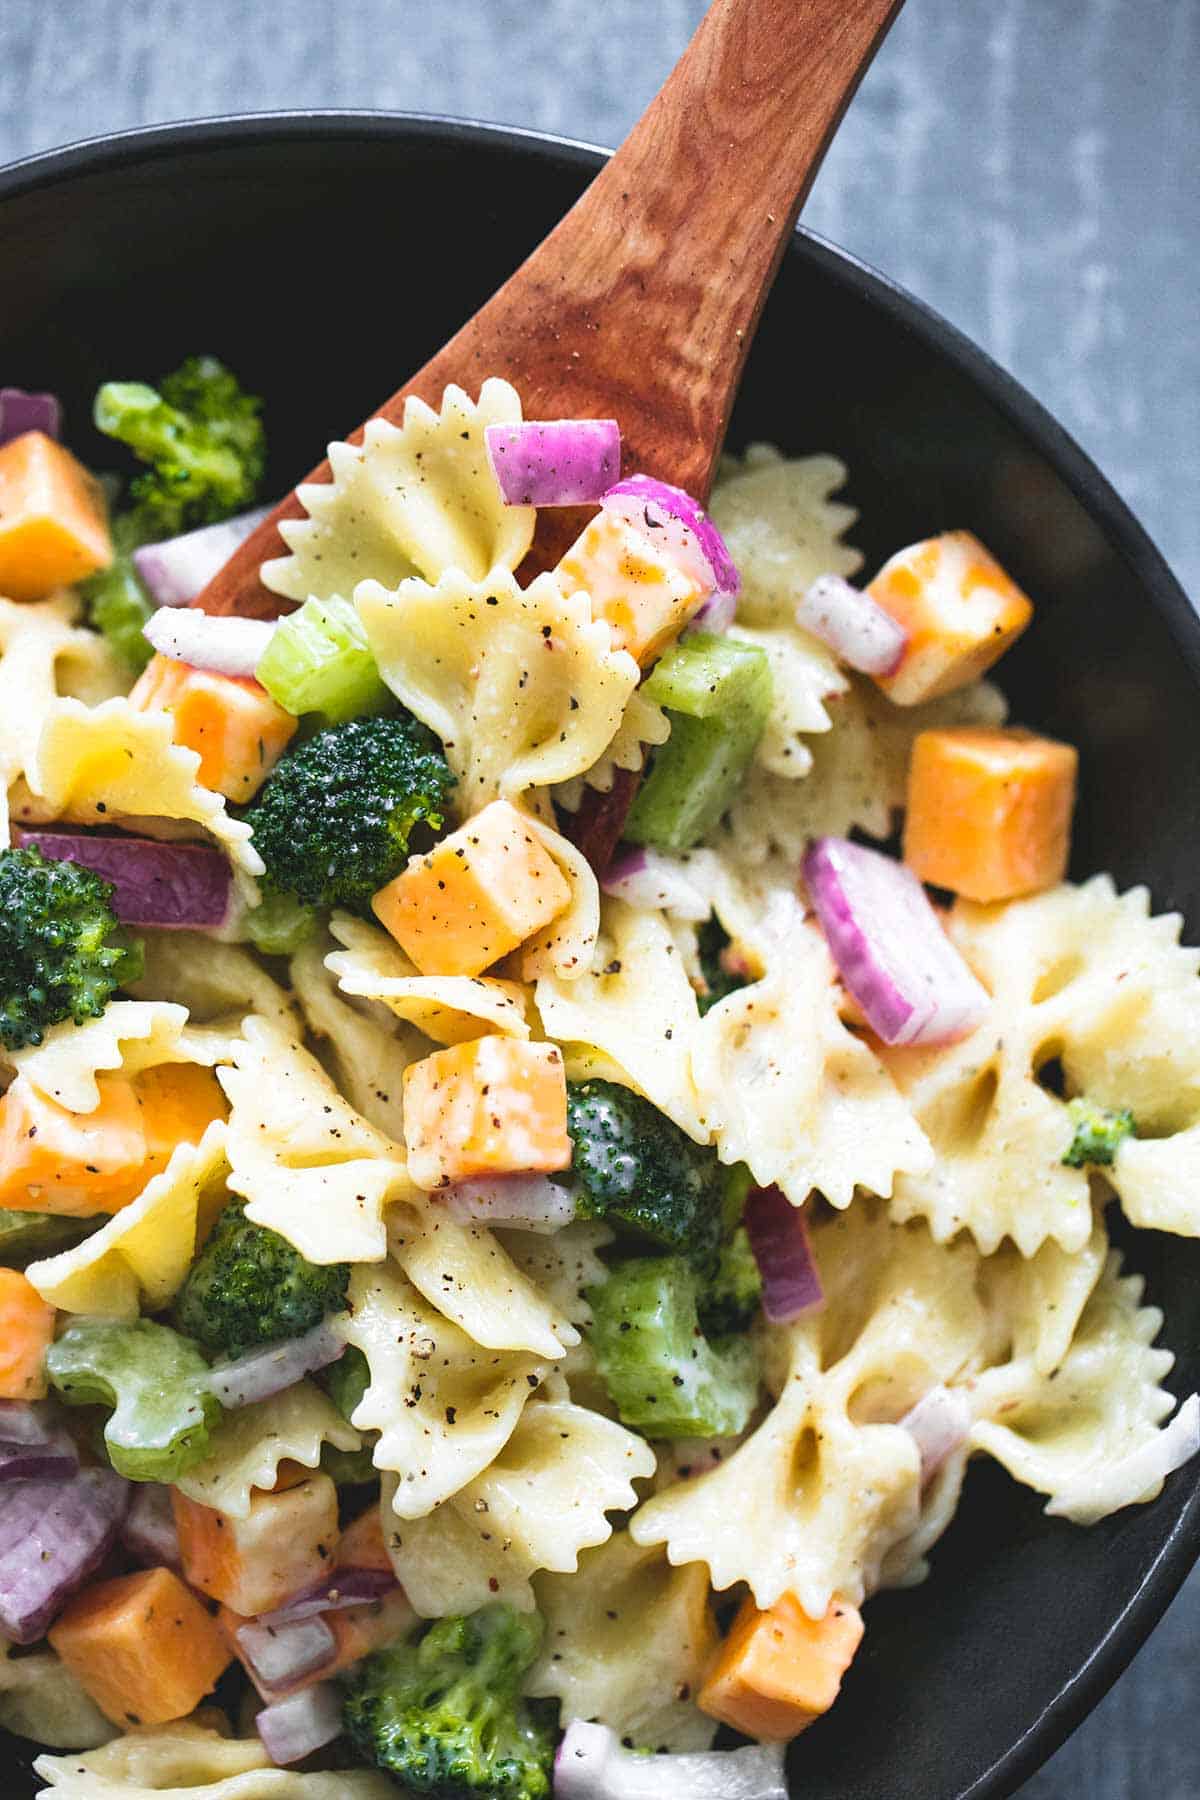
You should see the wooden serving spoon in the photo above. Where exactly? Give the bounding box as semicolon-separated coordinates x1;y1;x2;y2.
199;0;903;620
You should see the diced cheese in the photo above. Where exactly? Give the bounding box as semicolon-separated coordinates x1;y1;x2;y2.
49;1566;232;1727
558;509;705;665
128;654;297;802
904;725;1077;902
698;1593;864;1741
373;798;571;978
0;1074;149;1217
0;1268;56;1399
402;1035;571;1189
172;1475;340;1617
0;431;112;601
866;531;1033;705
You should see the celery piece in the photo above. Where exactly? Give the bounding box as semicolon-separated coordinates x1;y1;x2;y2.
46;1318;221;1482
256;594;392;724
626;635;771;851
586;1255;760;1439
243;887;321;956
0;1208;104;1269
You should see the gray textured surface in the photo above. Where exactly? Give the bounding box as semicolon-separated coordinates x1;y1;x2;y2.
2;0;1198;1792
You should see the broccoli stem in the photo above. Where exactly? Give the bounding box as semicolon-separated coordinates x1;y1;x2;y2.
1062;1096;1135;1168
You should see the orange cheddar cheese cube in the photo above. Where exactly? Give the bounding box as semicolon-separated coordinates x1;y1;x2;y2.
337;1501;394;1575
373;799;572;978
558;509;706;665
866;531;1033;705
699;1593;864;1742
135;1063;228;1173
128;654;297;802
49;1566;232;1727
0;1073;149;1217
0;431;112;601
402;1035;570;1190
904;725;1077;902
0;1268;56;1400
173;1474;339;1617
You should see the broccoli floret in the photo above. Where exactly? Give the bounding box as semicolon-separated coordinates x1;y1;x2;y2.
698;1226;762;1337
564;1080;725;1268
586;1254;761;1439
695;915;751;1016
244;715;455;912
174;1198;349;1360
0;847;143;1050
83;355;266;669
341;1604;553;1798
241;887;321;956
1063;1097;1136;1168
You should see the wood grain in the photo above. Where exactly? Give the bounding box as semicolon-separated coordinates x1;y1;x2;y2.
197;0;902;618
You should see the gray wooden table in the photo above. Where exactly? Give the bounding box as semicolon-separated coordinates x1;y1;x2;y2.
3;1;1198;1792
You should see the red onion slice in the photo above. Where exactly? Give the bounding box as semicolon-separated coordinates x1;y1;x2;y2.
121;1482;182;1569
899;1386;973;1483
15;828;234;930
562;768;641;877
258;1567;397;1629
143;606;277;678
0;1403;79;1483
438;1174;577;1235
133;505;273;607
256;1681;344;1766
602;475;740;598
686;590;738;636
555;1721;786;1800
0;1467;129;1643
601;848;711;920
485;420;620;507
801;837;990;1047
236;1614;338;1698
0;388;62;444
206;1320;346;1410
797;573;908;677
744;1185;823;1325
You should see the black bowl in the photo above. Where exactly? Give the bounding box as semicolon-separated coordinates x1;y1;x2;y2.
2;113;1198;1799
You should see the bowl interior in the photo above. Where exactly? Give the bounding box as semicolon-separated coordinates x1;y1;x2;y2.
2;116;1198;1799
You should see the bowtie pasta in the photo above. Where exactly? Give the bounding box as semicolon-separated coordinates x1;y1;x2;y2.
0;364;1196;1800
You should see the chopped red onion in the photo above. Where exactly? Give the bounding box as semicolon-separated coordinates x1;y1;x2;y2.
802;837;990;1047
133;505;273;607
438;1174;577;1235
485;419;620;508
0;388;62;444
143;606;276;678
562;768;641;876
236;1615;337;1698
256;1681;344;1766
258;1567;397;1629
601;848;711;920
555;1722;786;1800
602;475;740;599
1046;1392;1200;1524
0;1403;79;1483
0;1467;129;1643
797;574;908;677
686;590;738;635
15;828;234;930
206;1321;345;1411
121;1482;182;1569
900;1386;973;1483
744;1185;823;1325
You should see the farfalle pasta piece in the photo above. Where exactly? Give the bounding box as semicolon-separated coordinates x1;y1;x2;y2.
24;1121;229;1319
690;882;932;1206
631;1203;987;1618
326;911;531;1044
288;934;422;1142
0;1636;113;1752
219;1015;412;1264
708;446;862;630
8;1001;232;1114
884;877;1200;1255
712;674;1006;874
383;1401;654;1617
529;1532;719;1754
34;1721;394;1797
535;897;707;1140
356;565;640;810
174;1381;361;1519
338;1261;551;1520
261;380;535;604
553;688;672;815
15;697;262;895
498;1221;614;1405
130;933;298;1034
728;620;848;777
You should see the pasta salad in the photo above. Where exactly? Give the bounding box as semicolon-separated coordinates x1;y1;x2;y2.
0;366;1196;1800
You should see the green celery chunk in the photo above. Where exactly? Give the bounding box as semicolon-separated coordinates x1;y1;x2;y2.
46;1318;221;1482
256;594;392;724
0;1209;105;1268
586;1254;760;1439
1062;1097;1135;1168
626;634;772;851
242;887;321;956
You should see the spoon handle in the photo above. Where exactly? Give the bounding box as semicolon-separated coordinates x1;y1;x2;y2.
201;0;903;617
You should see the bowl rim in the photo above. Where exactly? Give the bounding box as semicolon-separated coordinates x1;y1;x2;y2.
2;108;1198;1797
